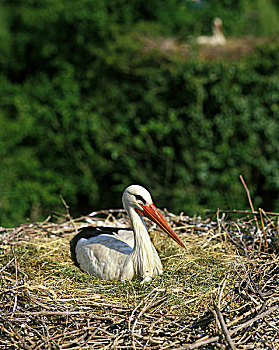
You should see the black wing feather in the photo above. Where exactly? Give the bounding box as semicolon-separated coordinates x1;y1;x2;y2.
70;226;130;268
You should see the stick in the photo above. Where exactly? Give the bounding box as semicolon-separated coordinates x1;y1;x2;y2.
0;315;34;350
59;194;78;233
229;304;278;334
0;256;15;273
174;336;220;350
239;175;261;235
214;305;237;350
259;208;268;251
7;311;113;319
204;209;279;217
239;176;255;214
174;305;278;350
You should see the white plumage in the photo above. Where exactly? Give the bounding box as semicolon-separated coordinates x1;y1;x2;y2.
196;18;226;46
70;185;185;283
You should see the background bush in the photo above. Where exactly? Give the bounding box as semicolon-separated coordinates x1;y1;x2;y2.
0;0;278;226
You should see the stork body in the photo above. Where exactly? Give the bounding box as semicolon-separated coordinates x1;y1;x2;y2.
70;185;185;282
196;18;226;46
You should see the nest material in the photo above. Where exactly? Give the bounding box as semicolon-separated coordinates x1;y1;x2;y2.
141;35;267;61
0;209;279;349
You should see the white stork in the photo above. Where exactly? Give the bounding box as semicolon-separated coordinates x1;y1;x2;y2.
70;185;185;283
196;17;226;46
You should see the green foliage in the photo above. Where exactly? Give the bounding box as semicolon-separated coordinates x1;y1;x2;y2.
241;0;279;36
0;1;279;226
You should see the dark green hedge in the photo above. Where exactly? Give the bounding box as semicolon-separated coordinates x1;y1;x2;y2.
0;1;279;226
1;39;279;226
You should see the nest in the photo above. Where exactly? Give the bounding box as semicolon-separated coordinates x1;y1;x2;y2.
0;207;279;349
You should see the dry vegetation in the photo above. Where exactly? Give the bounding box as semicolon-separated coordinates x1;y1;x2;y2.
1;202;279;349
142;35;267;61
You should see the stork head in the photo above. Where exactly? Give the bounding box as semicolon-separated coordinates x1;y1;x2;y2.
122;185;152;212
213;17;223;31
122;185;186;249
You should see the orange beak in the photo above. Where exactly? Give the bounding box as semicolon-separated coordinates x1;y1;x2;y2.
137;203;186;249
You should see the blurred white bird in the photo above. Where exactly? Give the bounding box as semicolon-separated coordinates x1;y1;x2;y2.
196;18;226;46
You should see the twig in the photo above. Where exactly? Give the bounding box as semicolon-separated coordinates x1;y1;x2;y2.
214;305;237;350
204;209;279;217
173;336;220;350
7;311;113;319
10;245;18;314
239;176;255;214
230;305;278;334
174;305;278;350
218;275;228;309
0;315;34;350
239;175;261;237
59;194;78;233
0;256;15;273
259;208;268;251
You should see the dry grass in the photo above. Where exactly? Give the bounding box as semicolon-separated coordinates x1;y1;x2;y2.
141;34;267;61
1;208;279;349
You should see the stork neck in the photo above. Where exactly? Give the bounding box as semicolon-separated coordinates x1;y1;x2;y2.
127;208;157;277
128;208;152;248
213;26;222;37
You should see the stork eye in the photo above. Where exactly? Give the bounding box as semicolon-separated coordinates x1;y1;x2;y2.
135;194;146;204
